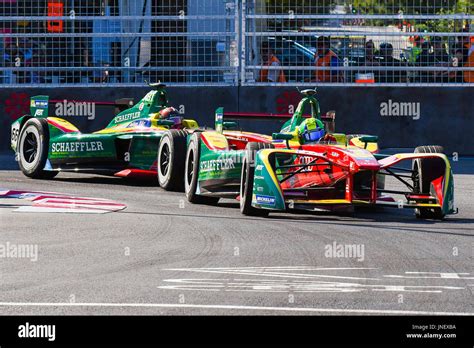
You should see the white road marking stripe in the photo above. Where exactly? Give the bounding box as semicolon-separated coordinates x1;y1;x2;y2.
159;279;465;293
165;268;380;281
159;267;470;294
385;274;474;280
166;266;376;270
405;272;470;274
0;302;472;316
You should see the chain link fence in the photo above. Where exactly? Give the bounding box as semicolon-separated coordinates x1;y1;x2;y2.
243;0;474;86
0;0;240;86
1;0;473;87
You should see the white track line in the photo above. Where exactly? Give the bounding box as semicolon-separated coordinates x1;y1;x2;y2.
0;302;472;316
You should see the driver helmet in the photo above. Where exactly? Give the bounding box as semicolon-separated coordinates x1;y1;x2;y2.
300;118;325;143
158;107;177;119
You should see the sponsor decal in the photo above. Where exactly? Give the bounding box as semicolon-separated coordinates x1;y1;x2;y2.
380;99;420;120
200;158;235;173
143;90;157;102
299;155;319;172
255;194;276;206
202;132;228;150
215;107;224;133
128;119;151;128
114;111;141;124
55;100;96;120
33;100;48;108
34;109;44;116
51;141;104;153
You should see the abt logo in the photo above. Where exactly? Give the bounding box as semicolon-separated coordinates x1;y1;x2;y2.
55;99;96;120
34;109;45;117
380;99;420;120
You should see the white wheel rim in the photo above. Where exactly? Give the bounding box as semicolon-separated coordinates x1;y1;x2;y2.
19;125;41;172
158;136;172;184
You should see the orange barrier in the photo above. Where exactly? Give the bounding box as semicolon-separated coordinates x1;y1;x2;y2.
47;1;64;33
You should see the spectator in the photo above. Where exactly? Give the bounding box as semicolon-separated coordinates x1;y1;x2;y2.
409;35;423;63
313;36;342;82
379;42;407;83
418;37;454;83
432;37;450;62
417;40;434;82
456;29;471;64
363;40;380;82
258;41;286;83
431;36;451;82
464;41;474;83
365;40;379;66
3;40;34;84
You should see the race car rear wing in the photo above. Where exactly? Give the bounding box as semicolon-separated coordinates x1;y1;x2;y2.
30;95;135;118
214;107;336;133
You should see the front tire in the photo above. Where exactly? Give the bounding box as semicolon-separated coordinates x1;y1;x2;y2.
240;142;274;216
17;118;58;179
157;130;187;191
184;133;219;205
412;145;445;220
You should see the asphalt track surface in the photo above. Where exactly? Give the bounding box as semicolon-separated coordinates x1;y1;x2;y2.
0;152;473;315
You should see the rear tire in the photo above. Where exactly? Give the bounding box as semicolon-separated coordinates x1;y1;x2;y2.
17;118;58;179
412;145;445;220
157;130;187;191
240;142;274;217
184;133;220;205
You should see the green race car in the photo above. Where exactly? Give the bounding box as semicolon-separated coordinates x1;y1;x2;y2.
10;83;271;194
10;83;201;190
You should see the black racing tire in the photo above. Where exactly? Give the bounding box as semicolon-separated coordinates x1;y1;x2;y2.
414;145;444;154
412;145;445;220
17;118;58;179
184;133;220;205
157;129;187;191
240;142;274;217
